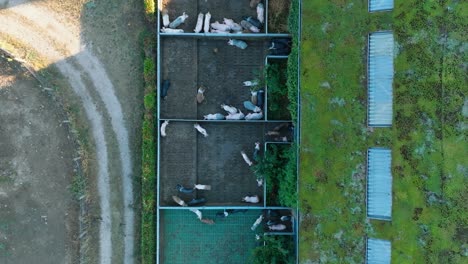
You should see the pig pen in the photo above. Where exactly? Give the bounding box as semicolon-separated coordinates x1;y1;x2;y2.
159;209;263;264
161;0;266;34
160;37;270;120
159;121;267;206
156;0;298;262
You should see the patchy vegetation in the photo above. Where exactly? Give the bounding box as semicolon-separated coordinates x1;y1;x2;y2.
253;144;297;207
374;1;467;263
250;235;295;264
266;60;291;120
268;0;291;33
143;0;155;22
249;0;300;210
300;0;466;263
286;0;299;123
140;3;156;262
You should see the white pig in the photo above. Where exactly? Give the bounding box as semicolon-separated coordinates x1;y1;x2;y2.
172;195;187;207
256;178;263;187
257;3;265;23
194;123;208;137
245;112;263;120
242;195;260;203
160;27;184;33
211;29;229;33
268;224;287;231
225;111;245;120
240;20;260;33
169;12;188;29
194;184;211;190
160;120;169;137
224;19;242;32
204;113;225;120
221;104;238;114
223;18;235;26
190;209;202;220
251;214;263;231
194;13;204;33
243;80;259;86
162;9;170;27
211;21;231;31
228;39;248;49
204;12;211;33
241;151;253;166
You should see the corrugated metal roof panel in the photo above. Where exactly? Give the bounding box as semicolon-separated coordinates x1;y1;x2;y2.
368;32;394;126
369;0;394;12
367;148;392;220
367;238;391;264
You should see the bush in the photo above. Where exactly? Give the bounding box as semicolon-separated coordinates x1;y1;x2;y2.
250;235;295;264
140;26;156;264
253;144;297;207
266;62;291;120
279;144;298;207
286;0;299;123
144;92;156;111
141;118;156;264
143;0;155;22
143;58;156;83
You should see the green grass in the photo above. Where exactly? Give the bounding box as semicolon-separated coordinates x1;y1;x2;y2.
140;26;156;264
376;1;467;262
299;0;466;263
140;2;157;263
69;173;86;200
299;1;385;262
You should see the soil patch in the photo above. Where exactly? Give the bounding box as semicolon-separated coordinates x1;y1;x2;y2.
0;53;78;264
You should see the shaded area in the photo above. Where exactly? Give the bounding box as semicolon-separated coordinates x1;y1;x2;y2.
160;209;262;264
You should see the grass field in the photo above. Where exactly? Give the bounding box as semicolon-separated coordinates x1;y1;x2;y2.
299;0;466;263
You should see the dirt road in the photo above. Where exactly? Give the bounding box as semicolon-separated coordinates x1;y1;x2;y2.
0;0;144;263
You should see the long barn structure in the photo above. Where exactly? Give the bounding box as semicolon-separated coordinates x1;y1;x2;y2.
155;1;300;263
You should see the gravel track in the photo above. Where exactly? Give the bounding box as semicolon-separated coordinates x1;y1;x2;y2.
0;1;135;263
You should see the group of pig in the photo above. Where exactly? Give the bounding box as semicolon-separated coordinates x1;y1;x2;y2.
160;121;209;137
160;122;262;200
213;208;291;233
251;209;291;232
172;184;211;207
160;0;264;35
203;81;264;121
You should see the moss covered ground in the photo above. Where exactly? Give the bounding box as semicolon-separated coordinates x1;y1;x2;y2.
299;0;466;263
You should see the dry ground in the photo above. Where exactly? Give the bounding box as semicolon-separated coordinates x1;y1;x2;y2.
0;0;145;263
0;53;78;264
